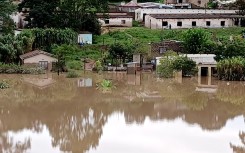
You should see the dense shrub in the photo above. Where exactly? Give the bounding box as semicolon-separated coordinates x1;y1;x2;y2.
66;60;82;70
157;55;197;78
157;57;175;78
0;63;45;74
66;71;80;78
172;56;197;76
97;79;115;92
0;80;9;89
217;57;245;81
93;60;103;73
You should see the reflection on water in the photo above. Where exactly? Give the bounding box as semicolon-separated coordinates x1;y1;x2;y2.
0;73;245;153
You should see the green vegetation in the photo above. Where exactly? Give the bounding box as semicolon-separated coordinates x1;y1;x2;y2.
182;28;213;54
0;80;9;89
0;63;45;74
94;27;244;45
217;57;245;81
172;56;197;76
0;0;16;34
66;60;82;70
157;56;175;78
18;0;108;34
94;60;103;73
66;71;80;78
97;79;115;92
157;51;197;78
215;36;245;61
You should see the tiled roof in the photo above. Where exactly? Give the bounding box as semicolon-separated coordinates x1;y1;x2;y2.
20;50;55;60
149;13;242;19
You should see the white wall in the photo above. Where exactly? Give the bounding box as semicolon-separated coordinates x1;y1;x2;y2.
24;54;57;64
99;17;133;27
135;8;238;21
145;15;235;29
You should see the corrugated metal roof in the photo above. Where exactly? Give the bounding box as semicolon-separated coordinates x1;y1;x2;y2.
20;50;55;60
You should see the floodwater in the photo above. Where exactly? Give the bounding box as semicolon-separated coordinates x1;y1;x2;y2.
0;72;245;153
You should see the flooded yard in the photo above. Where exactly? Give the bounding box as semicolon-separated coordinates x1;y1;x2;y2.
0;72;245;153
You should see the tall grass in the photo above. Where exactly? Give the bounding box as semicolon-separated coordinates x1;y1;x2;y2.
94;27;244;45
217;57;245;81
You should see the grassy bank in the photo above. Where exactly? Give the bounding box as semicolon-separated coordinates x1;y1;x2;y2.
94;27;244;45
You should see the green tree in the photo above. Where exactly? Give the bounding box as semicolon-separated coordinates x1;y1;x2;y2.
182;28;211;54
18;0;59;28
215;36;245;61
172;56;197;76
109;42;133;65
18;0;108;34
0;34;22;63
31;28;77;52
0;0;16;34
16;29;35;53
236;0;245;15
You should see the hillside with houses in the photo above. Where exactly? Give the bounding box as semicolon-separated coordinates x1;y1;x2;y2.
1;0;245;80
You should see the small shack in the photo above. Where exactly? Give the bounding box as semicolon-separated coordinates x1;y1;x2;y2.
20;50;57;71
78;31;92;45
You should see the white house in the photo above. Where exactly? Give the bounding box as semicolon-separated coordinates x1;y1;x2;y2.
97;13;133;27
145;13;243;29
135;8;238;21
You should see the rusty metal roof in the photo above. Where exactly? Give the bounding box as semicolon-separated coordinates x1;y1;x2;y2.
20;50;55;60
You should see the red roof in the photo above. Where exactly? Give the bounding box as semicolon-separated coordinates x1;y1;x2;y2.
20;50;55;60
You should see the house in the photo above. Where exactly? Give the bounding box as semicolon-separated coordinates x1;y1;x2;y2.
20;50;57;71
135;8;237;21
119;0;141;13
165;0;209;8
156;54;217;76
97;12;133;27
145;13;244;29
150;40;183;58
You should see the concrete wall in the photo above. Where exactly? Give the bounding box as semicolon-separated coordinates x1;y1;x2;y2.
135;8;238;21
24;54;57;64
98;17;133;27
145;15;235;29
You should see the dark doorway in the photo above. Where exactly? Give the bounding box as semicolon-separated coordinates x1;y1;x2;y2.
234;19;239;26
201;67;208;76
241;19;245;27
143;13;146;22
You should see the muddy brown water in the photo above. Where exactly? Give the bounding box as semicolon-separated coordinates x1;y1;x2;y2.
0;72;245;153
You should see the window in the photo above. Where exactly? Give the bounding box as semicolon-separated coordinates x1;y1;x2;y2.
178;0;182;3
162;21;168;26
206;21;211;26
221;21;225;26
104;19;109;24
192;21;196;26
177;21;182;27
39;61;48;70
159;47;166;54
121;20;126;24
198;0;201;5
